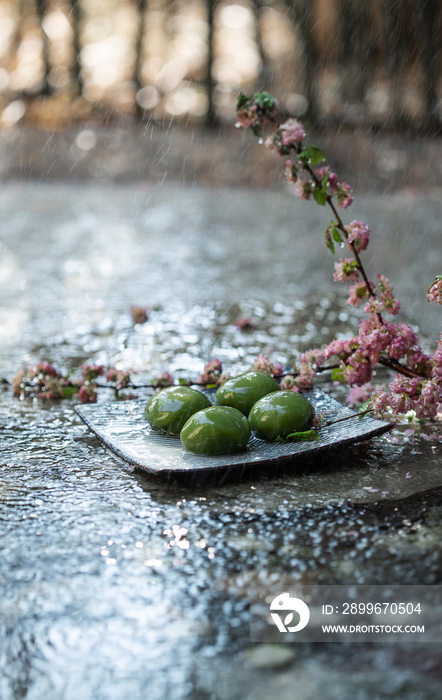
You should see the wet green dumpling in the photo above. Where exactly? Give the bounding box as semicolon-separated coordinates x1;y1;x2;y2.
215;371;280;417
180;406;251;455
248;391;315;441
144;386;211;436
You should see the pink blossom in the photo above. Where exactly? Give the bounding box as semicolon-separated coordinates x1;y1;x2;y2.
371;375;441;420
431;336;442;381
279;118;306;145
204;358;222;374
250;353;282;377
342;350;373;386
199;358;223;384
271;361;284;377
284;159;298;184
292;348;329;391
347;281;374;306
312;409;327;428
322;337;358;360
370;390;392;417
427;277;442;304
346;382;374;406
280;375;299;391
235;316;258;331
78;384;97;403
11;370;25;394
154;371;174;388
37;376;65;400
81;364;104;382
216;372;230;387
235;105;258;129
106;368;134;389
333;258;359;283
345;220;370;253
337;182;354;209
364;274;400;316
35;362;58;376
316;166;339;191
294;180;314;201
130;306;149;324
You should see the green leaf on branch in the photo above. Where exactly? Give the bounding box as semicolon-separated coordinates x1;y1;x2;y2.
286;430;320;442
298;145;326;165
332;227;343;243
313;187;327;206
321;176;328;193
251;124;262;138
236;92;251;110
325;226;335;254
331;367;345;382
275;430;319;443
254;91;276;111
62;386;78;398
357;399;373;419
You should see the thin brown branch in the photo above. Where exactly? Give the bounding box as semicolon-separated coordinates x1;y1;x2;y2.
378;357;425;379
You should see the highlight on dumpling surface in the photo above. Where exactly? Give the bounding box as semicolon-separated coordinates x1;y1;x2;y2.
144;386;211;436
180;406;251;455
248;391;315;441
215;371;280;417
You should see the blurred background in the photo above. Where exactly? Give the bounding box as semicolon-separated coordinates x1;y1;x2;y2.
0;0;442;186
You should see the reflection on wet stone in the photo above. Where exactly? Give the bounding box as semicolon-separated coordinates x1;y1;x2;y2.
1;182;442;699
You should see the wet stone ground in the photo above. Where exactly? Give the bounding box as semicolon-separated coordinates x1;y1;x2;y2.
1;181;442;698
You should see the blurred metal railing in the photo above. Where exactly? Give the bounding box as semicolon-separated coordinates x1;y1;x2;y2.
0;0;440;130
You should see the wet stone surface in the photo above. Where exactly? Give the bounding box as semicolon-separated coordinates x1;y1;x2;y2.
1;181;442;698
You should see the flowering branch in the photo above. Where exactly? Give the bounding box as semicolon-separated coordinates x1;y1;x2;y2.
236;91;442;419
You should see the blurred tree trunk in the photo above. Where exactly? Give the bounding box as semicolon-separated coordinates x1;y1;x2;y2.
418;0;440;128
380;0;406;127
135;0;147;118
35;0;51;95
205;0;218;127
339;0;372;105
282;0;318;126
251;0;273;88
70;0;84;97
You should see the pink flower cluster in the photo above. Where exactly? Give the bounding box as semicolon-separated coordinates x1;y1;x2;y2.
336;182;354;209
264;120;306;158
347;281;375;307
288;347;329;392
346;382;374;406
198;358;223;385
314;167;353;208
345;220;370;253
427;277;442;305
11;361;70;400
316;166;339;190
371;376;442;420
130;306;149;324
236;104;259;129
106;368;135;390
153;371;174;388
249;353;283;377
284;159;298;184
364;274;400;316
279;118;306;145
235;316;258;331
333;258;360;283
294;180;314;200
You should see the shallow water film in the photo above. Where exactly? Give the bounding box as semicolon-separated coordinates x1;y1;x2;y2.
1;182;442;699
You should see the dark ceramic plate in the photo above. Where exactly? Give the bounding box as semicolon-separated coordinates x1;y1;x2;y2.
75;389;391;475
